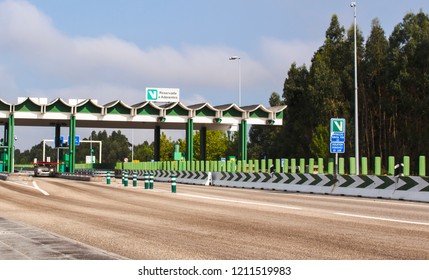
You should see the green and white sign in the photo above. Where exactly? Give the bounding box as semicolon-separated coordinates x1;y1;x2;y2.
330;118;346;153
145;87;180;102
330;118;346;133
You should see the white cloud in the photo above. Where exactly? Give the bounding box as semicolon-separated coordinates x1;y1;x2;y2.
0;0;274;105
0;1;320;107
0;65;18;96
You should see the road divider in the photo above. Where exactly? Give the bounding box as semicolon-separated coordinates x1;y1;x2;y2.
115;170;429;203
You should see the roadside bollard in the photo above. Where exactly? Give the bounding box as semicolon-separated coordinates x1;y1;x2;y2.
122;171;125;185
106;171;111;185
171;175;176;193
149;172;154;189
133;172;137;187
124;172;128;187
144;172;149;189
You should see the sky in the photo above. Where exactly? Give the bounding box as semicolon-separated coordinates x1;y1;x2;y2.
0;0;428;150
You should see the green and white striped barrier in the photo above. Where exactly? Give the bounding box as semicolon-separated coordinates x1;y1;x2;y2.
114;169;429;203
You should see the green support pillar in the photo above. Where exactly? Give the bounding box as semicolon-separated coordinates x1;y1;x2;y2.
200;127;207;161
7;114;14;173
186;119;194;161
239;120;247;161
69;115;76;173
54;124;61;147
154;126;161;162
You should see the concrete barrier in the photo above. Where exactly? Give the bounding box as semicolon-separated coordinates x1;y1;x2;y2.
112;169;429;203
211;172;429;203
115;170;211;186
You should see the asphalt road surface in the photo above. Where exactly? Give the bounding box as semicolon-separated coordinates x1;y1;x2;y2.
0;177;428;259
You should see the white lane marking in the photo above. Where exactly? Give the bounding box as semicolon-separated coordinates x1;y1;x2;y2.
177;193;302;210
32;181;50;196
2;180;49;196
268;191;429;208
334;212;429;226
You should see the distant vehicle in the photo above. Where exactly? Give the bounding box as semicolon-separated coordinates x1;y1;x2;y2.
34;162;56;177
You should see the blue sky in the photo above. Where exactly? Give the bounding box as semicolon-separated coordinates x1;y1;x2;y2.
0;0;428;150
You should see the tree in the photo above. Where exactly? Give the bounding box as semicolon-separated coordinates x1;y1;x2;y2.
248;92;283;159
362;18;389;160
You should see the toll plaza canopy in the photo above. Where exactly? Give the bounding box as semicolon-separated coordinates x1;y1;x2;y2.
0;97;286;173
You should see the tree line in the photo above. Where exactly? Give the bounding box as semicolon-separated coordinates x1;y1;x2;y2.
250;11;429;172
14;129;240;164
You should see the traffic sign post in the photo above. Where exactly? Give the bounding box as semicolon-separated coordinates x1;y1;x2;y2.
330;118;346;176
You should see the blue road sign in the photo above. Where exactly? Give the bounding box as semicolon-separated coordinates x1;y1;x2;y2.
67;135;80;146
330;142;345;153
331;132;345;142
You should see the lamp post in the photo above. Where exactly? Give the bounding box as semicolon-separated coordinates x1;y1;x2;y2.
229;56;241;106
351;2;359;175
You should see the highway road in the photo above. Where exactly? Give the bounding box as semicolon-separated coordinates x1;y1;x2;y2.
0;177;428;259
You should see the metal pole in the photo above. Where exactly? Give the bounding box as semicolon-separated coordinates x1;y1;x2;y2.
352;2;359;175
238;58;241;107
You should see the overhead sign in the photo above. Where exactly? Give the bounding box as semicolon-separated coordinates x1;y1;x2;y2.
330;118;346;153
67;135;80;146
145;88;180;102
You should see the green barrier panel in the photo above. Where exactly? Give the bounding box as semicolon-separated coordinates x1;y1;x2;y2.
291;159;296;174
419;156;426;176
403;156;410;176
361;157;368;175
275;159;281;173
248;160;253;172
237;160;242;172
339;157;345;175
328;158;334;174
299;158;305;174
268;159;273;172
261;159;266;173
283;159;289;173
388;156;395;175
318;158;324;174
308;158;314;174
375;157;381;176
349;157;356;175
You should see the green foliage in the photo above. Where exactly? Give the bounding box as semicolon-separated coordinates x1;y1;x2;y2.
310;125;329;159
194;130;230;160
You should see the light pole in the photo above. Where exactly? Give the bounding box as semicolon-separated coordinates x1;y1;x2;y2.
351;2;359;175
229;56;241;106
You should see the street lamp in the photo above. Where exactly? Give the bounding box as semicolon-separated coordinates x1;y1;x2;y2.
351;2;359;175
229;56;241;106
